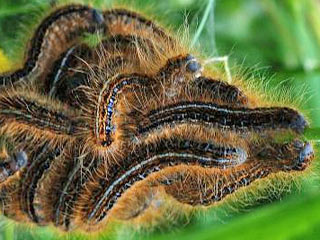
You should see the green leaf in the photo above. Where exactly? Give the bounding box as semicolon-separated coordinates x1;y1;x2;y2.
304;128;320;142
144;192;320;240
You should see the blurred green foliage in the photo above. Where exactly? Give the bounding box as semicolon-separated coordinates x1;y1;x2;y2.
0;0;319;239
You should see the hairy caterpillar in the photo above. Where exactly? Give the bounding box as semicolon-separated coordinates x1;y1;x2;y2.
0;1;315;236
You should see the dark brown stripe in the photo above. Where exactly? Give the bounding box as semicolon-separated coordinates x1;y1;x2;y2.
0;5;103;85
97;74;152;146
0;94;85;136
86;138;247;223
103;9;174;43
140;102;307;134
194;76;248;106
54;152;103;231
174;141;314;206
47;46;79;97
174;162;270;205
44;44;93;106
101;34;158;56
20;144;62;223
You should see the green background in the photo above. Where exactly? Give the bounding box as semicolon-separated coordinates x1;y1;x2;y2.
0;0;319;239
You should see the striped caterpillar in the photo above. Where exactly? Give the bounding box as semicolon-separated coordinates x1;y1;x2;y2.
0;2;315;234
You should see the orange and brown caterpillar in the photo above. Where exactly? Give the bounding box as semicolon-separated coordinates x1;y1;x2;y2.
0;5;104;86
0;2;315;234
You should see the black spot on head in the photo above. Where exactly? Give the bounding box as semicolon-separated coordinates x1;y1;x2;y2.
186;61;201;73
185;54;195;61
289;113;308;134
91;9;104;25
15;151;28;168
297;142;313;164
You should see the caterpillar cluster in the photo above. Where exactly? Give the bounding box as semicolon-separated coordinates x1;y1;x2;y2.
0;3;315;233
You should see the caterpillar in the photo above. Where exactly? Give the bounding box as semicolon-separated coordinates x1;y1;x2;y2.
0;1;315;236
